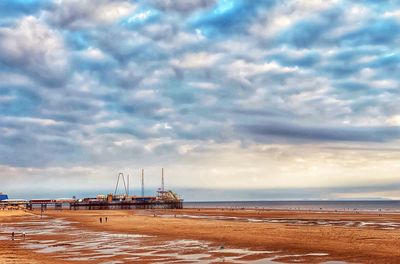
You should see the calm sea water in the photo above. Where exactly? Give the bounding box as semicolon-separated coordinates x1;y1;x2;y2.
184;200;400;212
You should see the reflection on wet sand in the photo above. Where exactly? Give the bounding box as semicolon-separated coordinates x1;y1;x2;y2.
0;215;342;263
155;213;400;230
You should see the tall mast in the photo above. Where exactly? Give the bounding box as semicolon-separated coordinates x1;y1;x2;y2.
141;169;144;197
126;174;130;196
114;172;123;196
162;168;164;192
121;172;127;196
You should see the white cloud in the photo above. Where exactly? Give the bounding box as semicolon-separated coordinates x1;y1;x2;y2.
0;72;35;87
171;52;223;69
189;82;219;90
48;0;136;28
127;10;153;23
134;89;157;99
386;115;400;126
0;16;68;84
249;0;339;40
81;47;107;60
158;31;205;50
1;116;63;126
383;10;400;20
328;5;371;38
228;60;297;78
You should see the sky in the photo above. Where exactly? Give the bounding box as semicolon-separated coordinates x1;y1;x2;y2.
0;0;400;200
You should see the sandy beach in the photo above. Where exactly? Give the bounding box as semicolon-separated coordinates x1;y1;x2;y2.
1;208;400;263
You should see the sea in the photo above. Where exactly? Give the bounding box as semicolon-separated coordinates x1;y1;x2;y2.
183;200;400;212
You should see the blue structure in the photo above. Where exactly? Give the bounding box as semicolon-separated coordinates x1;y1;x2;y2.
0;193;8;201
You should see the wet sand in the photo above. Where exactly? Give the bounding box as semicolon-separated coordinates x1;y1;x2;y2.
0;210;73;264
1;209;400;263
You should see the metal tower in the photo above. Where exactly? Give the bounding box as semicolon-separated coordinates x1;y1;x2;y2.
141;169;144;197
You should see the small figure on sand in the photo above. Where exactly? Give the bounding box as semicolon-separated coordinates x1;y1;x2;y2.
11;232;14;240
100;217;102;223
105;217;108;223
22;232;26;239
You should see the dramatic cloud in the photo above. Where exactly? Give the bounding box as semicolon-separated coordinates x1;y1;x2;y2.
0;16;68;85
46;0;136;29
146;0;216;15
239;123;400;143
1;0;400;200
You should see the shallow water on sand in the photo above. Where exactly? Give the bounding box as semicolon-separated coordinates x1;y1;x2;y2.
157;213;400;230
184;200;400;212
0;215;345;263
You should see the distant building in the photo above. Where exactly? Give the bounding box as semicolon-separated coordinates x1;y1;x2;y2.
0;193;9;201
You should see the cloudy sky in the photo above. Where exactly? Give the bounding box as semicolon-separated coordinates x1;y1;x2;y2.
1;0;400;200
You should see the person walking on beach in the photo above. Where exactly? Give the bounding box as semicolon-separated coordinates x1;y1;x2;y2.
22;232;26;239
105;217;108;223
100;217;102;223
11;232;14;240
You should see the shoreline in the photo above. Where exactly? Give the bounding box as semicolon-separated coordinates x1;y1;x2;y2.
182;201;400;214
182;206;400;214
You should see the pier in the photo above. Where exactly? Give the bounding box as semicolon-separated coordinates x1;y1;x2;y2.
1;169;183;211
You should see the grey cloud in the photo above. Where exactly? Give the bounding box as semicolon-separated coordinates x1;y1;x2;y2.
0;131;85;167
277;8;341;48
146;0;216;15
239;122;400;143
0;17;69;86
341;19;400;46
232;108;295;119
